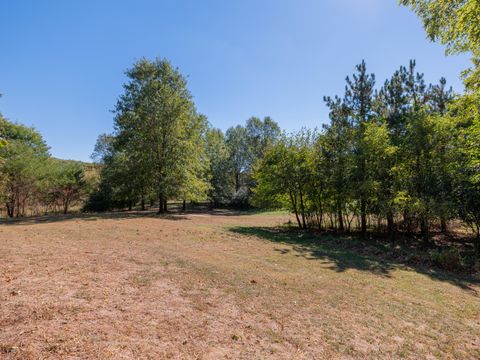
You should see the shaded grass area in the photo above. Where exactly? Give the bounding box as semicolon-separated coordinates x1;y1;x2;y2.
0;207;278;226
229;226;480;292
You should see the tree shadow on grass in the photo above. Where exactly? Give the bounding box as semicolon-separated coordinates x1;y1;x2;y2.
229;226;480;293
0;210;192;225
0;207;282;226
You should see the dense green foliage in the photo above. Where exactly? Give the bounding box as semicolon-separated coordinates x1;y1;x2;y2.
0;114;91;217
398;0;480;255
400;0;480;91
86;59;281;211
253;60;480;255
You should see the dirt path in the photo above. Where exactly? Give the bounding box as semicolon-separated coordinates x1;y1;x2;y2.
1;212;479;359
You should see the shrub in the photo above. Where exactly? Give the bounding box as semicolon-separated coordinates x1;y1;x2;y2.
429;248;464;272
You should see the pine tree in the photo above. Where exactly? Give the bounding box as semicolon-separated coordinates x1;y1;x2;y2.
343;60;376;234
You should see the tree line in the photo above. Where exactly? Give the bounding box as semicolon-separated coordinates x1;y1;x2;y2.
254;60;479;252
0;113;93;217
253;0;480;257
85;58;281;213
80;55;480;257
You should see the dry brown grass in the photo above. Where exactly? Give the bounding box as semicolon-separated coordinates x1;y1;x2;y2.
0;211;479;359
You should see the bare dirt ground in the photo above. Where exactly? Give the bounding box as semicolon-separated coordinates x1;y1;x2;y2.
1;211;479;359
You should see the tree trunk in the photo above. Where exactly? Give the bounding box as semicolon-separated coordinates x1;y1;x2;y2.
337;201;344;231
387;210;395;238
440;217;448;233
6;203;14;218
289;192;302;229
360;198;367;234
317;208;323;231
141;195;145;211
329;213;334;229
475;225;480;257
182;199;186;212
403;210;410;233
163;199;168;212
158;195;164;214
420;215;429;243
63;200;69;215
299;190;307;229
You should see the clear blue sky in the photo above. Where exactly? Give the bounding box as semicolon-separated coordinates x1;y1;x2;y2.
0;0;470;161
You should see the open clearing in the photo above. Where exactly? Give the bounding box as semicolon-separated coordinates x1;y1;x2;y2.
1;211;479;359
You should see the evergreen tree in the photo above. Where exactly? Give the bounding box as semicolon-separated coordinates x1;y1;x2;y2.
343;60;376;234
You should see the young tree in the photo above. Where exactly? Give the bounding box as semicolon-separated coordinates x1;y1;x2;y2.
49;160;87;214
87;134;148;211
254;131;316;229
362;121;399;236
320;96;354;231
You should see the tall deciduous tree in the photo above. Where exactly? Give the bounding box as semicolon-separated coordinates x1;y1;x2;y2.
113;58;208;213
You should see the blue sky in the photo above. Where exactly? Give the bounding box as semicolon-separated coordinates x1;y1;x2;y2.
0;0;470;161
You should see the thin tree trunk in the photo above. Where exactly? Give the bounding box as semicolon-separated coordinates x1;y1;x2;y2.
329;213;334;229
317;207;323;231
387;210;395;239
475;224;480;257
420;215;429;243
158;195;164;214
299;190;307;229
441;217;448;233
6;203;14;218
289;192;302;228
360;198;367;234
337;200;344;231
182;199;186;212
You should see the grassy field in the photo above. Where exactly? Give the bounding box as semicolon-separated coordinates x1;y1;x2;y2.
1;211;479;359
